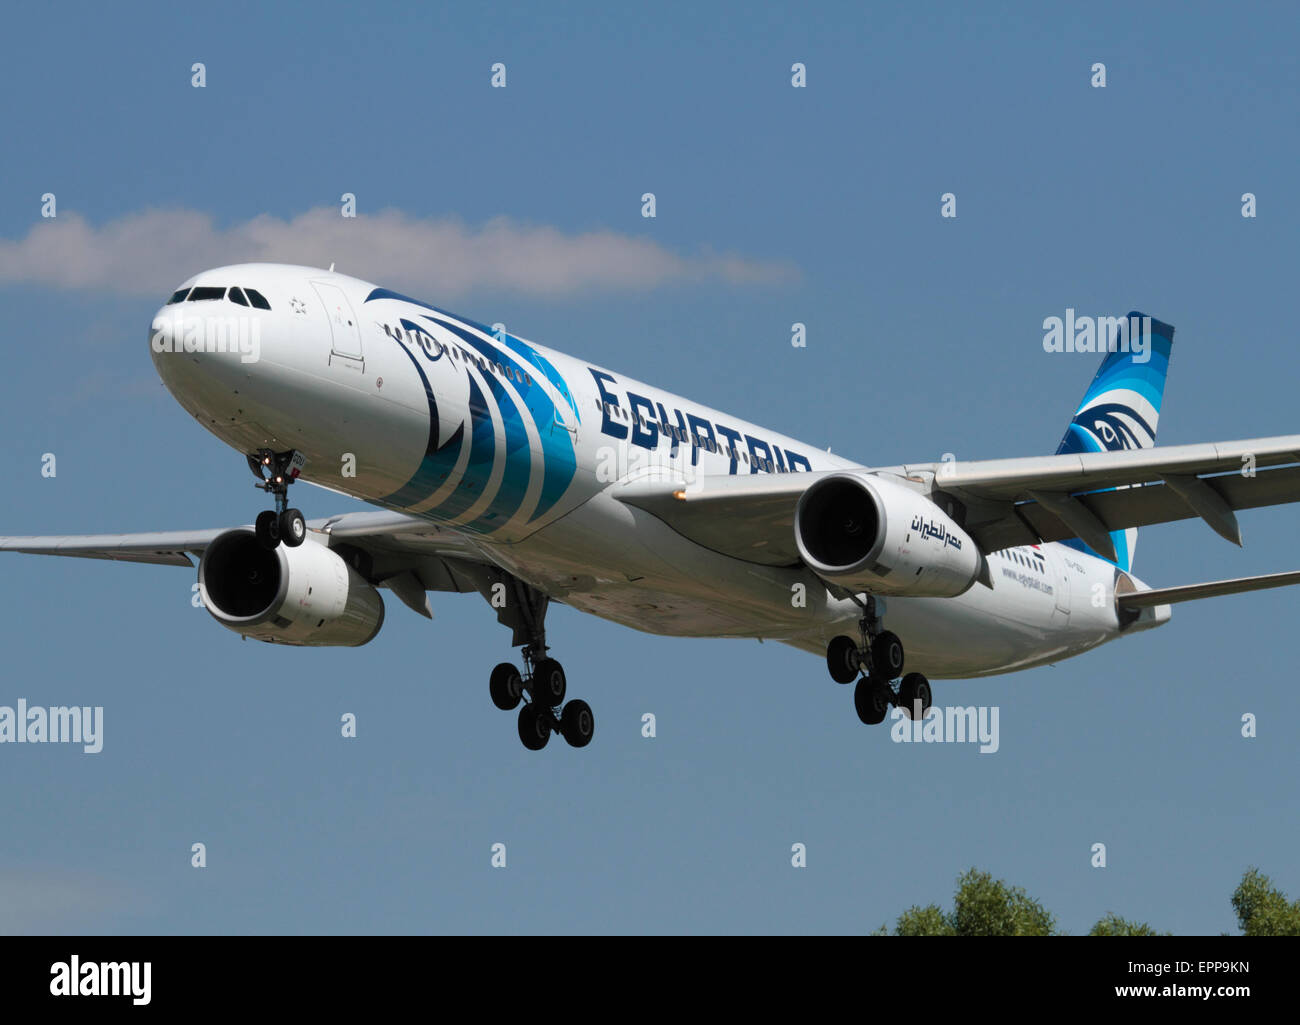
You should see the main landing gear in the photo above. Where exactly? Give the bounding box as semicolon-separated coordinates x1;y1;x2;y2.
247;448;308;551
483;575;595;751
825;598;933;727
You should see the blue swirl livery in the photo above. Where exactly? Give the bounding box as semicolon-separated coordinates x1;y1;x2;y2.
1055;312;1174;573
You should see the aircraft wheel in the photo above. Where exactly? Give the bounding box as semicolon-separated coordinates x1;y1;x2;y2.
854;678;893;726
871;630;905;680
560;699;595;748
490;663;523;711
518;705;551;751
826;635;860;684
898;673;932;720
280;508;307;547
254;510;280;550
532;658;567;707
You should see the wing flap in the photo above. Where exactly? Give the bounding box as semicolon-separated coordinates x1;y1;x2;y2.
939;436;1300;553
970;465;1300;552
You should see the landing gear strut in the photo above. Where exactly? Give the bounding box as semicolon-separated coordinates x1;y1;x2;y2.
480;571;594;751
825;597;932;726
248;448;307;550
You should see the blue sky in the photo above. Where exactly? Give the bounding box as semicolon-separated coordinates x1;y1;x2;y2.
1;0;1297;933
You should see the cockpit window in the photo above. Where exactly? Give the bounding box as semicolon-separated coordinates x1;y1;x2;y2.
166;288;190;305
188;286;226;302
244;288;271;310
228;287;249;307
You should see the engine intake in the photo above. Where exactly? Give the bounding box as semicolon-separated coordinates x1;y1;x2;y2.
794;473;981;597
198;529;385;646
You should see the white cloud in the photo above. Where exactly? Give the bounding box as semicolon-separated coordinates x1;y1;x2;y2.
0;207;798;297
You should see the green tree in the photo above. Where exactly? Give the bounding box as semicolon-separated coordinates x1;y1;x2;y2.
1089;912;1161;936
1232;868;1300;936
894;904;956;937
875;869;1056;935
951;869;1056;936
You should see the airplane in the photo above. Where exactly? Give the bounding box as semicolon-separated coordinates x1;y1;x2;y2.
4;263;1300;751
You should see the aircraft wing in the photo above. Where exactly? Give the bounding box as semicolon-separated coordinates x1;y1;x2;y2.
922;434;1300;559
0;510;495;617
616;472;818;566
1117;569;1300;608
614;433;1300;566
0;528;225;567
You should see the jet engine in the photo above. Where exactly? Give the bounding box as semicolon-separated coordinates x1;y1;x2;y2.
198;529;385;646
794;473;982;597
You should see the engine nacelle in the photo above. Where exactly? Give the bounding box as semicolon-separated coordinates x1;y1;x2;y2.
794;473;982;597
198;529;385;646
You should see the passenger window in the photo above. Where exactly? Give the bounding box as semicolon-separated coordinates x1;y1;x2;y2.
188;286;225;302
167;288;190;304
229;287;249;307
244;288;272;310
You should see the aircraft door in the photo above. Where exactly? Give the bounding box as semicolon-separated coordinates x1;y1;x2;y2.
312;282;364;370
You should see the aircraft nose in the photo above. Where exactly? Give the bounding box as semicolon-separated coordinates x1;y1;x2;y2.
148;305;177;363
148;304;264;370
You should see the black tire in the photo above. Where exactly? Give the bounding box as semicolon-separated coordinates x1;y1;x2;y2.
517;705;551;751
489;663;523;711
871;630;905;679
532;658;567;707
560;699;595;748
280;508;307;547
854;678;893;726
254;510;280;550
898;673;932;720
826;635;860;684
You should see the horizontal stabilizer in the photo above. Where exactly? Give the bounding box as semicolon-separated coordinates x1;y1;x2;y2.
1117;569;1300;609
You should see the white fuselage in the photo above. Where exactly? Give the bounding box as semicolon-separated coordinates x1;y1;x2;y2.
149;264;1166;679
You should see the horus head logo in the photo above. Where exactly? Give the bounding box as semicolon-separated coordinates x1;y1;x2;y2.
1078;402;1154;452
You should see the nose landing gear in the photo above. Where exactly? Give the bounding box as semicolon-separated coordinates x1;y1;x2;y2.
826;597;933;727
248;448;308;550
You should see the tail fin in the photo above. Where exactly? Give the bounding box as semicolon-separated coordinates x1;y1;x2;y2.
1054;311;1174;573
